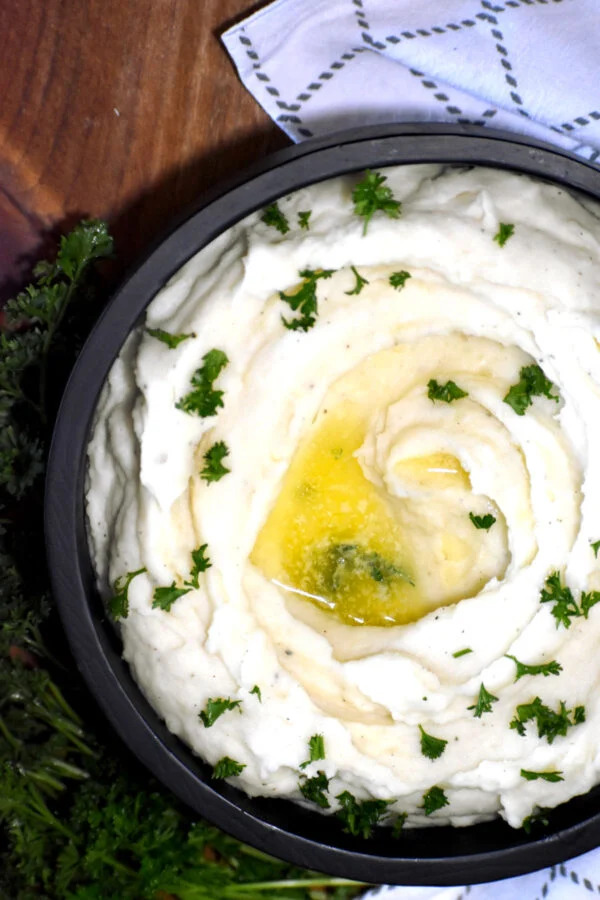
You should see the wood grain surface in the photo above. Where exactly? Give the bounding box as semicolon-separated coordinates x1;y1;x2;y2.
0;0;288;295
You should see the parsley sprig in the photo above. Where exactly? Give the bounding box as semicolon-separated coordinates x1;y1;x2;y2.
146;327;195;349
352;170;401;234
184;544;212;589
540;571;580;629
109;567;147;621
520;769;564;782
152;582;191;612
299;734;325;770
199;698;242;728
503;364;559;416
279;268;335;332
493;222;515;247
212;757;246;780
510;697;585;743
421;786;449;816
298;210;311;230
176;349;229;417
261;202;290;234
200;441;230;483
389;270;411;290
419;725;448;760
345;266;369;296
469;513;496;530
335;791;391;838
299;771;330;809
427;379;468;403
468;684;498;718
505;654;562;681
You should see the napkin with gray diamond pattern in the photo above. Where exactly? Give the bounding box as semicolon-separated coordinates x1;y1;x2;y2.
222;0;600;894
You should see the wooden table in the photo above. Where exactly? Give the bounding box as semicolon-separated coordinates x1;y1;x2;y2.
0;0;288;297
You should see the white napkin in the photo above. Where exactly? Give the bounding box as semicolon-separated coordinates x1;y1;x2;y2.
222;1;600;895
222;0;600;161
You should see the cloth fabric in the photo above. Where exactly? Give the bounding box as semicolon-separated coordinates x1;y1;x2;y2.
222;0;600;161
222;0;600;895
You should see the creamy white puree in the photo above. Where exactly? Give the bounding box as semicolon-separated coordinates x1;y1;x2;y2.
87;165;600;831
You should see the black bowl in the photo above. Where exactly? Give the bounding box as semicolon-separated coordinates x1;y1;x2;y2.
45;124;600;886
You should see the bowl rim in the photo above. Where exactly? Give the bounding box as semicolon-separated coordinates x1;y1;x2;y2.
45;123;600;886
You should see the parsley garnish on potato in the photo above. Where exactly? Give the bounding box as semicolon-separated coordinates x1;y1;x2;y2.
419;725;448;761
591;539;600;558
298;210;311;230
392;813;408;836
345;266;369;296
581;590;600;619
522;807;551;833
279;268;335;332
503;364;559;416
505;655;562;681
469;512;496;530
452;648;472;659
176;349;229;417
352;170;401;234
427;379;468;403
300;771;330;808
540;571;580;629
109;568;147;620
184;544;212;589
300;734;326;770
468;684;499;718
510;697;585;743
261;202;290;234
250;685;262;702
389;270;411;290
520;769;564;782
336;791;391;838
152;582;191;612
199;698;242;728
200;441;230;483
146;327;195;349
421;786;449;816
212;756;246;779
493;222;515;247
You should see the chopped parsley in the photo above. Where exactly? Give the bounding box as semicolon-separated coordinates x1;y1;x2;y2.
300;771;330;809
591;539;600;558
152;582;191;612
427;378;468;403
146;327;195;349
419;725;448;761
279;268;335;332
300;733;326;770
200;441;230;483
298;210;311;230
184;544;212;589
493;222;515;247
540;571;580;629
520;769;564;783
109;567;146;621
335;791;391;838
581;590;600;619
319;542;413;591
421;786;449;816
352;170;401;235
250;685;262;702
503;364;559;416
468;684;499;718
392;813;408;837
176;349;229;417
389;270;411;291
505;654;562;681
199;697;242;728
261;202;289;234
522;807;551;833
452;648;473;659
469;512;496;530
510;697;585;744
212;757;246;779
345;266;369;295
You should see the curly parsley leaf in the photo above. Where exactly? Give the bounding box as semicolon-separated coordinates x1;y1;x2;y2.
300;733;326;770
200;440;230;483
493;222;515;247
418;725;447;761
427;378;468;403
352;169;401;235
522;807;551;833
591;539;600;558
212;756;246;780
336;791;391;838
146;327;195;349
299;771;330;809
250;684;262;702
392;813;408;837
298;210;311;230
345;266;369;296
421;786;449;816
452;648;473;659
520;769;564;783
510;697;584;744
261;202;290;234
468;683;499;718
540;571;580;629
184;544;212;589
581;590;600;619
152;582;191;612
469;512;496;530
503;364;559;416
108;568;147;621
505;654;562;681
199;697;242;728
389;270;411;291
176;349;229;417
280;268;335;332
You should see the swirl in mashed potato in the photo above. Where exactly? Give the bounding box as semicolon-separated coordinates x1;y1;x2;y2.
87;164;600;831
